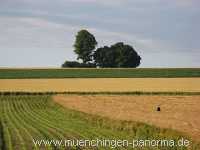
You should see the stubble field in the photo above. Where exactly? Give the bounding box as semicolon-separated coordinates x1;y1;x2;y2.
54;95;200;141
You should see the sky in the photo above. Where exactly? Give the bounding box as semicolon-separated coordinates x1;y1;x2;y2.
0;0;199;68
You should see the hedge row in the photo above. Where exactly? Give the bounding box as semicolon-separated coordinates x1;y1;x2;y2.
0;91;200;96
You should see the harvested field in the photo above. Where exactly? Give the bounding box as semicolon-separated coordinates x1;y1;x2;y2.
0;78;200;92
54;95;200;141
1;95;199;149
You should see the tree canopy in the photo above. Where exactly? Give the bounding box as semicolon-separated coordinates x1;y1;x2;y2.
93;42;141;68
74;30;97;63
62;30;141;68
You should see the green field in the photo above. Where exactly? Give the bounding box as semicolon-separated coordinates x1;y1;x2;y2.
0;68;200;78
0;95;199;150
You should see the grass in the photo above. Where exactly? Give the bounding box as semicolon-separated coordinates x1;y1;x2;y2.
0;95;199;150
0;68;200;78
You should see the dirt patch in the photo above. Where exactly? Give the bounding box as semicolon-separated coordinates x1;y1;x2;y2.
54;95;200;141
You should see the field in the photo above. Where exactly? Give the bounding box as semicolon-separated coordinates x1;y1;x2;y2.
54;95;200;141
0;95;200;150
0;68;200;78
0;68;200;149
0;78;200;92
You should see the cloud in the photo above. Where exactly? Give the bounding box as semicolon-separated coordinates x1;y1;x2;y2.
0;0;199;67
63;0;126;6
174;0;199;7
0;15;172;53
0;15;174;67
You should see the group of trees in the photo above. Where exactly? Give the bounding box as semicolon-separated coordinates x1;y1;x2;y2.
94;42;141;68
62;30;141;68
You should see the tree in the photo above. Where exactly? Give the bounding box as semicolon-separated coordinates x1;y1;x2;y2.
111;42;141;68
93;46;118;68
93;42;141;68
74;30;97;63
62;60;96;68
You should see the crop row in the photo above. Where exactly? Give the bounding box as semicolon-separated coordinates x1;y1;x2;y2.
0;95;199;150
0;68;200;78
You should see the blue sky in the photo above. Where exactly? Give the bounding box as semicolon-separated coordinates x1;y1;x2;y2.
0;0;199;67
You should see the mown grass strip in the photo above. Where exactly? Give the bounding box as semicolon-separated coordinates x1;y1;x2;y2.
7;97;41;150
12;97;53;150
9;96;59;150
31;96;107;143
2;100;26;150
6;98;33;150
20;97;65;138
0;68;200;79
45;98;123;140
1;121;12;150
0;121;6;150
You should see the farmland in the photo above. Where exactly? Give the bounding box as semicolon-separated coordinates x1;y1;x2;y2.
0;68;200;79
54;95;200;141
0;68;200;149
0;78;200;92
0;95;199;150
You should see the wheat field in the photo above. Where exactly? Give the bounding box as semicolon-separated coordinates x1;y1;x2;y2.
0;78;200;92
